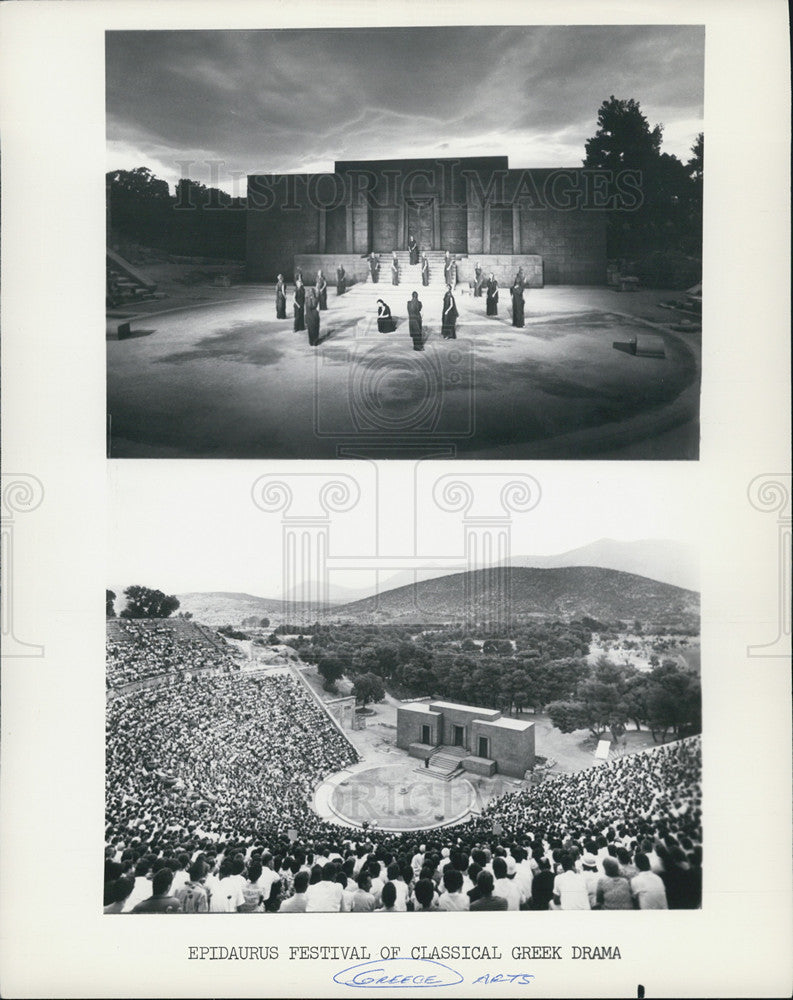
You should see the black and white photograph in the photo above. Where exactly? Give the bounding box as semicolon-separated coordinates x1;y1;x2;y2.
104;466;702;916
1;1;791;998
106;25;704;460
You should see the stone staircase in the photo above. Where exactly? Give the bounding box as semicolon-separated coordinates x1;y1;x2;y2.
364;250;466;289
425;745;468;780
106;248;159;307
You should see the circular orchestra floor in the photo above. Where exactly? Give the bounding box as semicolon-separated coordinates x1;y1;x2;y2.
326;762;477;831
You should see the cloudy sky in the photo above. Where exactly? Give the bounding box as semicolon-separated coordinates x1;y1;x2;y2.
106;25;705;194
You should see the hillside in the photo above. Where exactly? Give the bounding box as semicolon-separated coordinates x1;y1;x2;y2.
506;538;698;592
175;591;298;625
325;566;699;627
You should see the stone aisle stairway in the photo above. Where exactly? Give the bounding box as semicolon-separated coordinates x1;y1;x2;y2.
425;745;468;780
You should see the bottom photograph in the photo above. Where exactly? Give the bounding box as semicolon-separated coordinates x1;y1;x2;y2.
104;529;701;915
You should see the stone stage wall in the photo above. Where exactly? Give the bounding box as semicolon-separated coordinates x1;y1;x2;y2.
291;254;545;289
247;156;607;284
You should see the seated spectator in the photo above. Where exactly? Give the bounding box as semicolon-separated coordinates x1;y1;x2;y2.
595;857;633;910
131;868;181;913
470;870;508;911
630;854;668;909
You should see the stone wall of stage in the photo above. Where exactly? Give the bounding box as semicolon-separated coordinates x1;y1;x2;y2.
292;254;370;286
456;255;544;289
247;158;606;284
290;253;546;289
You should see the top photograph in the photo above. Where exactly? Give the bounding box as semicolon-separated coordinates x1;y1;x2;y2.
105;25;704;461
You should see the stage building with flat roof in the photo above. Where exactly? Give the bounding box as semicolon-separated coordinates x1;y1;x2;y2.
246;156;607;287
396;699;535;779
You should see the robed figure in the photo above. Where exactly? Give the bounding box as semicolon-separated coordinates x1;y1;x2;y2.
316;270;328;310
443;251;452;286
473;263;484;297
513;267;525;291
408;235;419;265
421;255;429;286
407;292;423;350
377;299;396;333
293;280;306;331
486;275;499;317
305;287;320;346
511;282;525;328
391;253;399;286
441;286;458;339
275;274;287;319
336;265;346;296
369;253;380;283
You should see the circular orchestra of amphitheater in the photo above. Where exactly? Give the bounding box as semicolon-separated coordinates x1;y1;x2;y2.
105;616;702;912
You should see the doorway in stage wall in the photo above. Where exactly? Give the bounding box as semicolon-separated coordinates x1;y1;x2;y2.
421;724;431;745
453;725;465;748
478;736;489;759
406;199;435;251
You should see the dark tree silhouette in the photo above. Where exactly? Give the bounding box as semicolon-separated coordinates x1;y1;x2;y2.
120;585;180;619
353;672;385;709
106;590;116;618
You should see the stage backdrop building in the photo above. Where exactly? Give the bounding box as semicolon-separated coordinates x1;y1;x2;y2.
397;699;535;779
247;156;606;287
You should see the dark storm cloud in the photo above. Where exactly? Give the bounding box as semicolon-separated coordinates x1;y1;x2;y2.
106;25;704;191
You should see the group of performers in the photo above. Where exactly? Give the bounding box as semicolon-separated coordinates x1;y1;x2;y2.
366;244;457;289
274;247;529;347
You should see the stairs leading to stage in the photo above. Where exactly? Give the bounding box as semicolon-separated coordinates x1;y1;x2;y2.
364;250;466;290
424;745;468;780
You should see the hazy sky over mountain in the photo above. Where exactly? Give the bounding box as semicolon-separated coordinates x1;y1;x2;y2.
108;463;702;599
106;25;704;194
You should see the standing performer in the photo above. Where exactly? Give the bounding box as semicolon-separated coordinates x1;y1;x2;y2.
275;273;287;319
316;270;328;310
391;252;399;286
408;235;419;265
513;266;525;291
305;286;320;345
336;264;346;296
443;251;452;287
407;291;423;350
377;299;396;333
448;256;457;288
486;273;499;317
421;254;429;287
369;253;380;283
473;261;484;297
293;278;305;331
511;281;525;328
441;284;458;339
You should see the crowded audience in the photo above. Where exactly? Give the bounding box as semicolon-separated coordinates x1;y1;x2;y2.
105;627;702;914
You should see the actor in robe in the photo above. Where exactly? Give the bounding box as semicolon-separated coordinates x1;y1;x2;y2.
316;270;328;310
408;235;419;265
473;262;484;297
293;279;306;331
369;253;380;283
336;264;346;296
391;252;399;286
486;274;499;317
421;254;430;286
275;274;287;319
376;299;396;333
511;282;525;328
443;251;453;287
513;267;525;291
407;291;423;350
305;287;320;346
441;285;458;339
